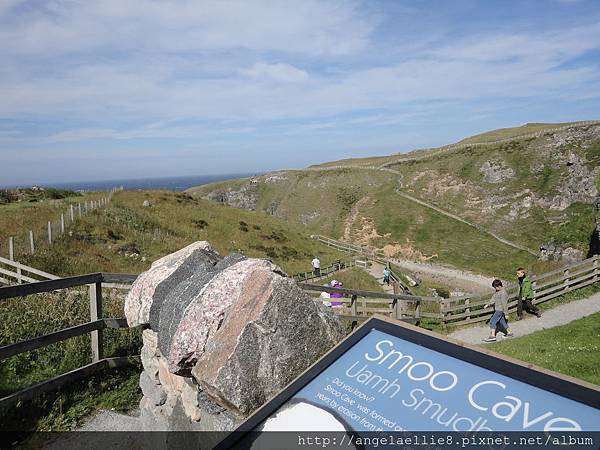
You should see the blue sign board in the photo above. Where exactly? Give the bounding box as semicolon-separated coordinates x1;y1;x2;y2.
218;316;600;448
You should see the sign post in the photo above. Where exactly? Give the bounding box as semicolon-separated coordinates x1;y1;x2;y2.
217;316;600;449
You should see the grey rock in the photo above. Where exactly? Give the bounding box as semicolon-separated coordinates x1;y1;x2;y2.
124;241;216;326
139;371;167;406
539;243;585;263
205;183;258;210
480;159;515;184
163;257;284;374
156;253;248;374
191;276;345;416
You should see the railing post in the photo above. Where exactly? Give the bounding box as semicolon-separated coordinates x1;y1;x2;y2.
415;299;421;320
89;282;103;362
29;230;35;254
48;221;52;244
8;236;14;261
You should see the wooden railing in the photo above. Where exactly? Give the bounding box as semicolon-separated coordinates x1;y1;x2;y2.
311;234;600;328
299;283;438;324
0;255;58;285
439;255;600;327
292;259;356;282
0;272;138;412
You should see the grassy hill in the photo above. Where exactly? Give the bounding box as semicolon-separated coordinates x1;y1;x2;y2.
190;121;600;279
12;190;347;277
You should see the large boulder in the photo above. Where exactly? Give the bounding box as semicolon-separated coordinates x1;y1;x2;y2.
124;241;219;326
192;275;343;415
126;242;345;428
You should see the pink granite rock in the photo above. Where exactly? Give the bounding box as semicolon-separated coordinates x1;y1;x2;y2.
124;241;217;326
191;276;345;416
166;258;282;373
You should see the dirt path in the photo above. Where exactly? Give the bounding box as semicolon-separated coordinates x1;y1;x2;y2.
387;256;494;295
449;292;600;344
366;261;394;294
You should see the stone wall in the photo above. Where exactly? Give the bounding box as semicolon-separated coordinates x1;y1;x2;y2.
126;242;345;431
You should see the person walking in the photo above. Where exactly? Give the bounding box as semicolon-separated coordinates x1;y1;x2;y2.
516;267;541;320
483;279;513;342
382;267;391;286
311;256;321;277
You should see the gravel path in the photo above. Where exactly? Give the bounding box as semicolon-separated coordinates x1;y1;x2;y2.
388;257;494;294
448;292;600;344
366;261;394;294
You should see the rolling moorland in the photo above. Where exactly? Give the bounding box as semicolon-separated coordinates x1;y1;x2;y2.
189;121;600;279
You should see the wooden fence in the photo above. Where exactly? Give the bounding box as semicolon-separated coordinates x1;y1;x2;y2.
300;282;437;324
0;272;138;412
292;258;356;282
0;254;58;285
1;189;122;262
311;234;600;327
438;255;600;327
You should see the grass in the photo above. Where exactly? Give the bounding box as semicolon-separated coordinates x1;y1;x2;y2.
13;190;347;277
321;267;384;292
365;184;536;278
192;123;600;280
0;191;109;259
488;312;600;386
457;121;590;144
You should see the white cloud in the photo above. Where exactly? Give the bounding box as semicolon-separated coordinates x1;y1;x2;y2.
241;62;309;83
0;0;375;57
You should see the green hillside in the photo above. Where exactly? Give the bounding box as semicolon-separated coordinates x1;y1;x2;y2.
190;122;600;279
15;190;347;277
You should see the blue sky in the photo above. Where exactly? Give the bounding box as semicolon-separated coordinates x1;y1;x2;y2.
1;0;600;185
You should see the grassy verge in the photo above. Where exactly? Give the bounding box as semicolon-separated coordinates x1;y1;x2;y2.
488;312;600;386
320;267;384;292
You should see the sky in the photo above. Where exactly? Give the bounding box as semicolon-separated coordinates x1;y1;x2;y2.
1;0;600;186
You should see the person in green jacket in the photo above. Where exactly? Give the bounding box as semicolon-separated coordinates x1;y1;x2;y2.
516;267;541;320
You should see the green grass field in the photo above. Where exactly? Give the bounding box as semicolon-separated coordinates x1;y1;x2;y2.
489;312;600;386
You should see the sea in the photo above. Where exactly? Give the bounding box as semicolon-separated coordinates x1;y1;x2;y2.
5;173;262;192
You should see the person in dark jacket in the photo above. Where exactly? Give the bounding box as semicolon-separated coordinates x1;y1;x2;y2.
516;267;541;320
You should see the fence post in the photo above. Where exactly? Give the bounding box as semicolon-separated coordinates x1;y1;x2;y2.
29;230;35;254
48;221;52;244
564;269;570;293
89;282;103;362
465;297;470;321
414;299;421;321
70;204;75;222
594;256;599;282
60;214;65;234
350;294;358;317
8;236;14;261
78;203;82;217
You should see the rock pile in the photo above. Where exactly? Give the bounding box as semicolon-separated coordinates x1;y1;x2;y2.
125;242;344;431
